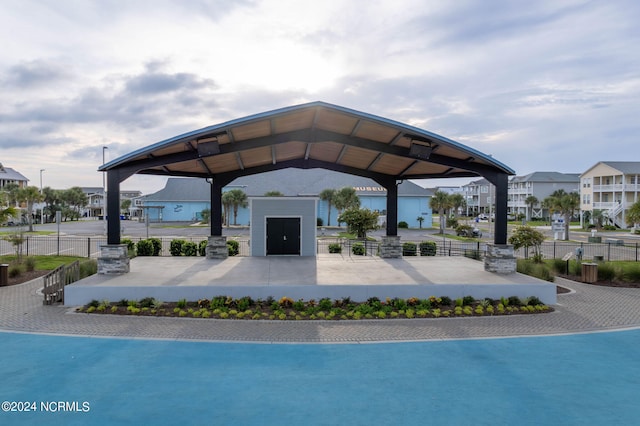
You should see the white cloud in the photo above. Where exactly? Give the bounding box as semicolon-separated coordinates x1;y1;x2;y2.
0;0;638;194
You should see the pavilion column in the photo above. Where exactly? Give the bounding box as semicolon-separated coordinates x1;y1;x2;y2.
484;172;516;274
99;170;129;274
379;179;401;258
206;179;227;259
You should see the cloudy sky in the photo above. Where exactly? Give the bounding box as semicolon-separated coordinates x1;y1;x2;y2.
1;0;638;194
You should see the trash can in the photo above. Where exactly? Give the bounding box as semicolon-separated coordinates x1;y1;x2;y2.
0;264;8;286
581;262;598;284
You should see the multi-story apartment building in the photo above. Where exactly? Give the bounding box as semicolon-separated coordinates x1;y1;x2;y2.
580;161;640;229
508;172;580;220
462;178;492;216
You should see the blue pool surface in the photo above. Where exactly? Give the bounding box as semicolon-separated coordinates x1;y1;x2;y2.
1;329;639;425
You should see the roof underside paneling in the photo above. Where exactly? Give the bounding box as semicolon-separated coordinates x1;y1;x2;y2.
101;101;514;185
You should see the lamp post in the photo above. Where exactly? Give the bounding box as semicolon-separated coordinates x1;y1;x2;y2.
39;169;45;224
102;146;108;235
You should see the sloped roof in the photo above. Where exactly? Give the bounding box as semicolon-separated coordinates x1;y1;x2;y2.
142;169;431;201
599;161;640;174
0;165;29;182
510;171;580;183
100;101;514;186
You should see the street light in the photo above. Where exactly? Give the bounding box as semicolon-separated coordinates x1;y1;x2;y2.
39;169;45;224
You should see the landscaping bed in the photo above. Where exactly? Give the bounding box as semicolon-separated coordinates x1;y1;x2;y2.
77;295;552;320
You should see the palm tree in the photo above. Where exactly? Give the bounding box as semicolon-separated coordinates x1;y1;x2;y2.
224;189;248;225
319;189;337;226
543;189;580;240
16;186;44;231
449;193;465;218
334;187;360;224
429;191;451;234
626;200;640;229
221;191;233;226
524;195;538;221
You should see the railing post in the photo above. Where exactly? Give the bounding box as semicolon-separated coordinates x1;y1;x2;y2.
87;237;91;258
26;236;29;256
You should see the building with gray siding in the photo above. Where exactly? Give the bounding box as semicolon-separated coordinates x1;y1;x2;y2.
138;168;433;228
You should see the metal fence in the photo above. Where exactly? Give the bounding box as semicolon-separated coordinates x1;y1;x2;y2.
1;235;638;262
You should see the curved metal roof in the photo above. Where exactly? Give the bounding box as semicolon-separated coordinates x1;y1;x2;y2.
100;101;514;184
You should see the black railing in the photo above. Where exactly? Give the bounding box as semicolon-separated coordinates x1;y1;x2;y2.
2;235;638;262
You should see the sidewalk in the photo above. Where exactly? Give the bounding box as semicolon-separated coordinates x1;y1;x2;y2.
3;275;640;342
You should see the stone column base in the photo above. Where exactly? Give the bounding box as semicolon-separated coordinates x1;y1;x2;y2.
98;244;130;274
484;244;516;274
206;236;228;259
379;235;402;258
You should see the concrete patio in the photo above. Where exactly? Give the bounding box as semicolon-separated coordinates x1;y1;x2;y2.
64;254;557;305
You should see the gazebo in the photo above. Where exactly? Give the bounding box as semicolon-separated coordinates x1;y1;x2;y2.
99;101;515;272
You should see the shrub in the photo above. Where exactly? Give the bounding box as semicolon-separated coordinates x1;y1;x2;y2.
598;263;616;282
402;242;417;256
419;241;437;256
170;239;186;256
148;238;162;256
227;239;239;256
182;241;198;256
398;221;409;229
139;297;155;308
456;224;473;237
446;217;458;228
121;238;136;255
8;264;22;278
464;249;481;260
352;242;365;255
622;264;640;283
317;217;323;226
508;296;522;307
79;259;97;278
136;239;154;256
24;256;36;272
328;243;342;254
199;240;208;256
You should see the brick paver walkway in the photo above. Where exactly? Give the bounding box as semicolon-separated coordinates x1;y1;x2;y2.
2;277;640;342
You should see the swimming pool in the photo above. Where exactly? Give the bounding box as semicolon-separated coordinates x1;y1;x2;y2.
1;329;638;425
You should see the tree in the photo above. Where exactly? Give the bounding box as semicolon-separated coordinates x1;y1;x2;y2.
319;188;337;226
221;191;233;226
60;187;88;221
120;199;132;215
223;189;248;225
264;191;284;196
334;187;360;226
41;186;60;223
0;190;17;225
627;200;640;229
525;195;538;221
508;225;546;262
416;216;425;229
449;193;465;218
16;186;44;232
429;190;451;234
338;207;379;239
543;189;580;240
3;182;20;206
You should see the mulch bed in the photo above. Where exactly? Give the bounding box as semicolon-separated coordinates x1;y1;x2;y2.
557;274;640;289
1;270;49;287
